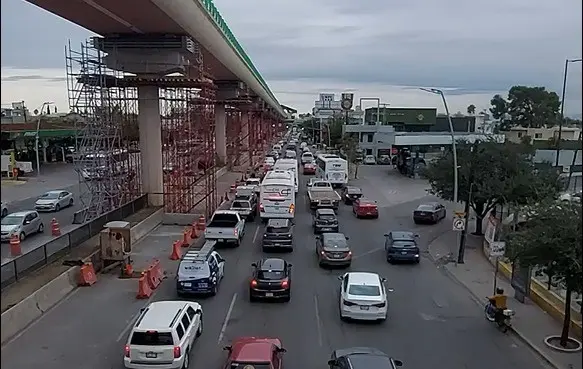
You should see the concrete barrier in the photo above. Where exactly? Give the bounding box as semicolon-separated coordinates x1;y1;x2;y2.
0;208;165;346
1;266;78;344
130;208;164;243
163;213;198;226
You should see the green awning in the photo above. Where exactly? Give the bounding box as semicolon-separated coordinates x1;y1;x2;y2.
6;129;78;139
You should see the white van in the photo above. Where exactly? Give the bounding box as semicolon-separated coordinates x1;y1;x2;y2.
260;171;296;220
273;159;299;193
301;151;314;164
124;301;203;369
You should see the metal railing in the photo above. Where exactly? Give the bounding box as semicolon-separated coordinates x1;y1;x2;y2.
0;195;148;289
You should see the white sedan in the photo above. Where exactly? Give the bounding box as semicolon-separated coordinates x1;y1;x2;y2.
35;190;74;212
338;272;392;322
363;155;376;165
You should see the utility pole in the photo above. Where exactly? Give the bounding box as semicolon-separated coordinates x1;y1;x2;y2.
458;144;476;264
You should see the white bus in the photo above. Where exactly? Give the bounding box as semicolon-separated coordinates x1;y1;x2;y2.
259;171;296;220
316;154;348;187
273;158;299;193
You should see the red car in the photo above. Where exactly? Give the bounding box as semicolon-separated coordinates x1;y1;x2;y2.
223;336;286;368
352;197;379;219
303;162;316;175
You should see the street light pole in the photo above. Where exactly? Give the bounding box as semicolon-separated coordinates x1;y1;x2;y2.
555;58;582;167
420;88;459;205
35;101;53;176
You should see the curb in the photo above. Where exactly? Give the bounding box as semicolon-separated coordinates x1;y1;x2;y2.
425;250;564;369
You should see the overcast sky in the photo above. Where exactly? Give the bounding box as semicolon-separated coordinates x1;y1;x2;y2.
1;0;581;116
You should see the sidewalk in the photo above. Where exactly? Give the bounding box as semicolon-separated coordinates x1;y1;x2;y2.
428;231;582;369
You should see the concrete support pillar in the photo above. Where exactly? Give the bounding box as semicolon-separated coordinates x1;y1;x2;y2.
42;140;48;163
138;85;163;207
241;113;250;150
215;105;227;165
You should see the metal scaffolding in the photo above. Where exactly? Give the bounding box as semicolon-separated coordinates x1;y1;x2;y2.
65;40;142;222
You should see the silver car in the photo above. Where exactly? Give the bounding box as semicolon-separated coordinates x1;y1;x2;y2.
35;190;74;212
1;201;7;218
1;211;44;242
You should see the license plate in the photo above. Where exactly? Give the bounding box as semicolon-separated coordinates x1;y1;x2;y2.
322;228;331;231
360;306;369;310
334;254;343;258
265;292;274;297
146;352;157;358
218;239;224;242
183;282;192;287
198;283;208;287
401;251;408;255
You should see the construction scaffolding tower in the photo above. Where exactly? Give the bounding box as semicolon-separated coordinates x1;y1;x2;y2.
65;40;142;222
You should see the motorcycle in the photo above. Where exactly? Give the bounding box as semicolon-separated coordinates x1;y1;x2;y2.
484;298;515;332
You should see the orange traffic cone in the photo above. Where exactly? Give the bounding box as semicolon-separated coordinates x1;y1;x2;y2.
170;240;182;260
9;234;21;257
182;228;191;247
51;218;61;237
197;216;206;231
190;225;199;240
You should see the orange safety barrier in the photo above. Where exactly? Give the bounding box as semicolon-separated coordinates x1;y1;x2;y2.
196;215;206;231
170;240;182;260
190;224;199;240
123;262;134;277
136;273;152;299
182;228;191;247
146;265;161;289
151;259;165;282
78;262;97;286
9;234;21;257
51;218;61;237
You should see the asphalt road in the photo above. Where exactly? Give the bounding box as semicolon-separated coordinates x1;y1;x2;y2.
1;182;83;262
0;166;550;369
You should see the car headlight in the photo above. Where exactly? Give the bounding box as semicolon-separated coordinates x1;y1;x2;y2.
11;227;21;234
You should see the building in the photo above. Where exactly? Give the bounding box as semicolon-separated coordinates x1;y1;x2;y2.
1;102;31;124
504;126;581;143
312;93;364;124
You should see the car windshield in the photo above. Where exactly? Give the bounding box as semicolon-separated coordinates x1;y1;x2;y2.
348;284;381;296
347;188;361;195
324;238;347;248
1;216;23;225
392;241;416;248
258;270;285;280
41;192;60;199
417;205;434;211
230;363;271;369
232;201;250;209
319;214;336;220
130;331;174;345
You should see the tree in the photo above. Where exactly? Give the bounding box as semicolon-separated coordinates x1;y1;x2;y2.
467;104;476;115
505;200;582;348
489;86;560;129
424;140;560;234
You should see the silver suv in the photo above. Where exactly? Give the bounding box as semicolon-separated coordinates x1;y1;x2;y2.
1;210;44;242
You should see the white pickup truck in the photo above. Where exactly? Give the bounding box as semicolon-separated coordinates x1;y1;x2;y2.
307;180;341;211
204;210;246;247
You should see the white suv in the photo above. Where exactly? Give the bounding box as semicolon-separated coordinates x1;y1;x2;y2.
338;272;393;322
124;301;203;369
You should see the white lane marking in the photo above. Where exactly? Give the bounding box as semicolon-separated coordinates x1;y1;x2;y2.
313;295;323;347
252;226;260;244
352;247;385;260
217;293;237;344
115;283;165;343
1;287;81;350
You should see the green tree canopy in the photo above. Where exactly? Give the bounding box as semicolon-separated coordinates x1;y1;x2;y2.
505;200;582;347
489;86;560;129
424;140;561;234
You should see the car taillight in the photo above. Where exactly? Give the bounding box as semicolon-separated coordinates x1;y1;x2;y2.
234;229;238;237
281;279;289;289
259;203;265;212
251;279;258;287
347;251;352;256
288;204;295;213
173;346;181;358
320;251;325;255
372;302;386;308
343;300;357;306
124;345;130;358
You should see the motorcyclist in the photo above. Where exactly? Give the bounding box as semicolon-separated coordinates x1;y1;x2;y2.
488;288;508;323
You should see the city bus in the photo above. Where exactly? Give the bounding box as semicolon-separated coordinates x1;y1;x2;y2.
315;154;348;187
259;171;296;221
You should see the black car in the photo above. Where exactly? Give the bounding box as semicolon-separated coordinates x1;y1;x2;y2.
341;186;363;205
262;219;294;252
413;202;446;224
328;347;403;369
384;231;420;264
313;208;339;234
249;258;292;302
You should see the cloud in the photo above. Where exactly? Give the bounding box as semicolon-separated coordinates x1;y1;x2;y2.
1;0;581;117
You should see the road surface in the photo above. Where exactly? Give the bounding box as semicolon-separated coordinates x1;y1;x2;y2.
0;166;550;369
1;164;82;263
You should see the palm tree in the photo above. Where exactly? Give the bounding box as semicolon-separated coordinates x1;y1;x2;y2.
467;104;476;115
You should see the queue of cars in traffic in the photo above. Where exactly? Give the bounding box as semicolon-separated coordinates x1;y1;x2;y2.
124;131;417;369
